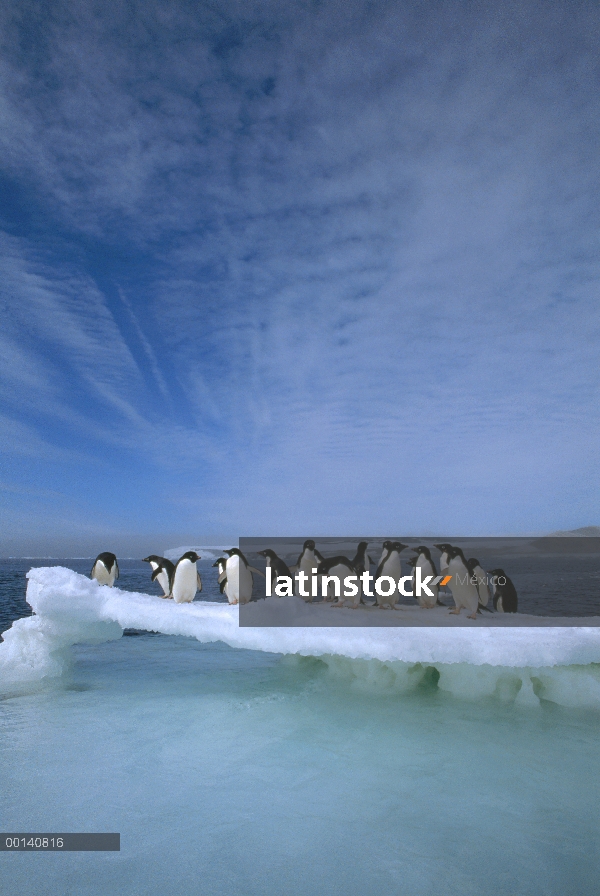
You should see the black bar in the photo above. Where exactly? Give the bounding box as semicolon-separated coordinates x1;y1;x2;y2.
1;834;120;851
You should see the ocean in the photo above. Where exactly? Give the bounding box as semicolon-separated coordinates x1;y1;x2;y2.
1;558;599;895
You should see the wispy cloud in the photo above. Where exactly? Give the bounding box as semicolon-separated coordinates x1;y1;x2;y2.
0;0;599;548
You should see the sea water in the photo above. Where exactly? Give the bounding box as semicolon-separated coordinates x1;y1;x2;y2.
1;562;599;895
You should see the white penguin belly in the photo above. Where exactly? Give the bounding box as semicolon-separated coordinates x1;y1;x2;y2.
156;570;171;596
298;552;318;601
448;558;479;613
225;556;240;604
93;562;115;587
377;556;401;607
325;563;356;605
474;565;491;607
172;560;197;603
416;557;437;608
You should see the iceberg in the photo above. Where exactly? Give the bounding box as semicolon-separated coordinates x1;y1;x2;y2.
2;567;600;708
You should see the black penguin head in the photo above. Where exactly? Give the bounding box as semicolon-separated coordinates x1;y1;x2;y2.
303;539;316;550
412;545;431;559
212;557;227;568
258;549;277;559
406;557;417;568
393;542;408;552
180;551;200;563
488;568;504;578
224;548;239;556
434;543;453;553
381;540;393;551
467;558;481;573
447;546;467;563
142;555;162;564
356;541;368;552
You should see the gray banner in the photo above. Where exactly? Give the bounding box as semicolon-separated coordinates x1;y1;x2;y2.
1;834;120;851
238;537;600;626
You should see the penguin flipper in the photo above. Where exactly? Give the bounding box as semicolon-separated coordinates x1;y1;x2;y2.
151;568;161;582
217;571;227;584
478;602;493;613
114;561;119;580
220;578;227;594
197;573;203;592
249;566;265;577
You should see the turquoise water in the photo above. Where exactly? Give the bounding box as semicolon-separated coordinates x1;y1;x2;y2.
1;633;598;895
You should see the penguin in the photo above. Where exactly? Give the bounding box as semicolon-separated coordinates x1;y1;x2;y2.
224;548;263;605
257;549;293;595
411;545;440;608
377;540;395;565
433;543;453;576
352;541;373;605
373;542;408;608
90;552;119;587
316;556;358;607
467;558;493;611
488;569;518;613
171;551;202;604
293;540;324;602
212;557;228;595
446;547;479;619
142;555;175;598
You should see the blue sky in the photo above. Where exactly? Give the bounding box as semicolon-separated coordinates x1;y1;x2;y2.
1;0;599;555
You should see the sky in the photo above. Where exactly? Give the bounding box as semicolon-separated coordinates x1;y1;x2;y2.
0;0;599;555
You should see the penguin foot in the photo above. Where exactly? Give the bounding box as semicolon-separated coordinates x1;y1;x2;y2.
467;613;477;620
449;608;460;615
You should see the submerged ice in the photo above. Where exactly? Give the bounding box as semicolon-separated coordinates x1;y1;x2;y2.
1;566;600;709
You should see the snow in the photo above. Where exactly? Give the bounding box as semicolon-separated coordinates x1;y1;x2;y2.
1;566;600;708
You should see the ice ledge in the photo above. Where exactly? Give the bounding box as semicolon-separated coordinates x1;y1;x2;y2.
1;568;600;708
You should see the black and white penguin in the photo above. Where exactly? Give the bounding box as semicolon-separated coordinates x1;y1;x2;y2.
171;551;202;604
446;547;479;619
317;556;358;607
212;557;228;595
488;569;518;613
411;545;440;608
257;549;292;596
373;542;407;608
293;540;324;602
433;543;453;577
466;558;492;611
224;548;263;605
90;552;119;587
352;541;373;604
142;555;175;598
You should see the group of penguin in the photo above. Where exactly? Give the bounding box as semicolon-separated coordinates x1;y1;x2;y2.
89;541;518;616
255;540;517;617
90;550;203;603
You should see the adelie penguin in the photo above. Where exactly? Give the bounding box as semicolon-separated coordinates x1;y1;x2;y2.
90;552;119;587
212;557;228;595
352;541;373;605
292;540;324;602
224;548;264;605
446;547;479;619
142;555;175;598
411;546;444;608
433;543;453;577
258;549;292;596
317;555;358;607
171;551;202;604
466;558;493;612
374;542;408;609
488;569;518;613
